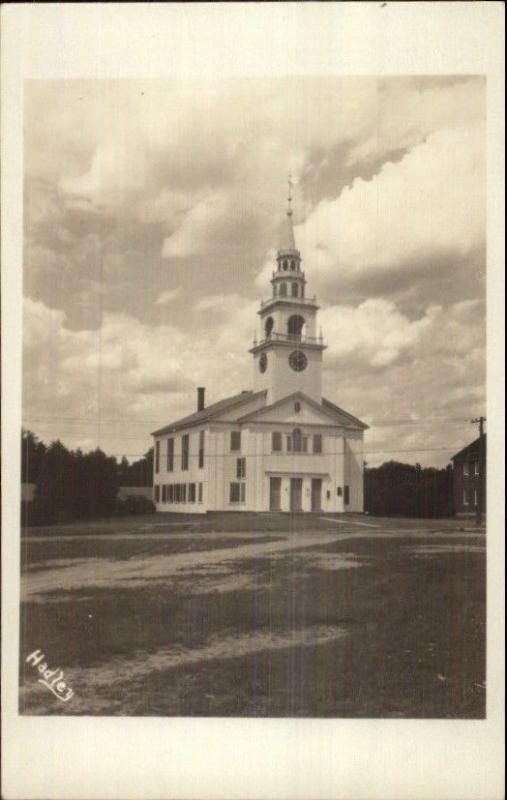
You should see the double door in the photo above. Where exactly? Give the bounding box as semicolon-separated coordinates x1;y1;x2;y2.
270;476;322;512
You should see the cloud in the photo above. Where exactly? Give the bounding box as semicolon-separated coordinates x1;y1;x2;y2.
161;192;230;258
21;78;486;464
257;123;485;300
155;288;182;305
23;292;485;466
321;298;484;371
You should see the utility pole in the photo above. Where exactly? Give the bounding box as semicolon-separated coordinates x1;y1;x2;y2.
471;416;486;525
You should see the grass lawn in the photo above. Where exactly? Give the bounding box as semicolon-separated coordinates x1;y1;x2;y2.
19;513;486;717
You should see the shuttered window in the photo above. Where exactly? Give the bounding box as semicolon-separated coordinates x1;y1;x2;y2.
167;438;174;471
181;435;189;471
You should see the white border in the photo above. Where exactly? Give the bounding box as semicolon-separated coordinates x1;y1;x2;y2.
2;4;505;799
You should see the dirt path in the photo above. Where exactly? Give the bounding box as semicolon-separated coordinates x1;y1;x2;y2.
22;531;342;599
20;624;347;714
22;527;485;600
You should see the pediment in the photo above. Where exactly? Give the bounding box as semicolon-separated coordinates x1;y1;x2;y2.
238;392;350;427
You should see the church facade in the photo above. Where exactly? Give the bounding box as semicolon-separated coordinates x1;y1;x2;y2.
151;193;368;514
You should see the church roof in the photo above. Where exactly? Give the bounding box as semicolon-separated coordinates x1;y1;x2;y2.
279;211;296;252
152;390;368;436
151;390;267;436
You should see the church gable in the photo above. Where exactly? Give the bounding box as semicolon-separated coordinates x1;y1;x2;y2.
238;392;344;427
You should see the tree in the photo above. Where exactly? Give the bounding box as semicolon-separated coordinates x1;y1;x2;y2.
364;460;455;519
21;430;47;483
31;440;119;525
32;440;77;524
117;448;153;487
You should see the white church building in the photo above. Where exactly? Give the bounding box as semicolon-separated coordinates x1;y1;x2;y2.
152;191;368;514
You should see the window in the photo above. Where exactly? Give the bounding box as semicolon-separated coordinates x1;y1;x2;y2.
162;485;167;502
463;462;470;477
167;438;174;472
168;484;174;503
291;282;298;297
474;488;478;507
283;259;288;270
155;441;160;474
293;428;302;452
280;282;287;297
237;457;246;479
474;461;480;476
189;483;196;503
181;484;187;503
198;482;203;503
174;484;180;503
230;482;246;504
313;434;322;454
290;259;296;271
198;431;205;469
265;317;274;338
154;485;160;503
272;432;282;452
344;485;350;505
231;431;241;451
181;434;189;470
287;314;305;339
463;488;469;506
337;487;342;497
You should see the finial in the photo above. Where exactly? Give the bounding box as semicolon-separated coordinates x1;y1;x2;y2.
287;174;293;217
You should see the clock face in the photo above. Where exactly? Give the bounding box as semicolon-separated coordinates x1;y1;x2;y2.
259;353;268;373
289;350;307;372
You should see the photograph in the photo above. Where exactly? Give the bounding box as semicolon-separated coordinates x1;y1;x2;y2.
2;4;504;800
19;75;487;718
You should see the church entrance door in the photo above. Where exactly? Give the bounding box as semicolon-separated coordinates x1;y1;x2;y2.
269;477;282;511
290;478;303;512
311;478;322;512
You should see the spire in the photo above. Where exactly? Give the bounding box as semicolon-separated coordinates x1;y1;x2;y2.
279;174;297;252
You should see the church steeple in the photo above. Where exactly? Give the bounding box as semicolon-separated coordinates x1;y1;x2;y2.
273;175;305;300
249;179;326;404
279;175;296;251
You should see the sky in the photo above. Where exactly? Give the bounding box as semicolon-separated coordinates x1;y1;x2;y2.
22;76;486;466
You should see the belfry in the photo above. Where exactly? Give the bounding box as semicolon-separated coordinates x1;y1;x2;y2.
250;178;326;403
152;182;368;513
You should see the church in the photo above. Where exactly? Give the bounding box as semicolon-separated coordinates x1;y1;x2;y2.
151;189;368;514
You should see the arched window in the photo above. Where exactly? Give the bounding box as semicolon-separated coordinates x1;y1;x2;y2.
287;428;308;453
283;260;288;271
290;259;296;271
265;317;274;338
287;314;305;339
280;282;288;297
291;282;299;298
293;428;302;452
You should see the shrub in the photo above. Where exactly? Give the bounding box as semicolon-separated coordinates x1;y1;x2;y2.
116;494;155;516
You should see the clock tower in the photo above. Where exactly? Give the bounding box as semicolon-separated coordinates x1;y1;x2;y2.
250;181;326;404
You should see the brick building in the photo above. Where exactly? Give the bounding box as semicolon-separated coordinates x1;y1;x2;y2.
451;435;487;516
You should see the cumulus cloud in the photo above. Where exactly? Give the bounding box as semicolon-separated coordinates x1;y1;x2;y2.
22;77;486;464
257;124;485;299
156;288;182;305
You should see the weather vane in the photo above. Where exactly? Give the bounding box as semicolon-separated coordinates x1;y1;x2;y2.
287;173;293;216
